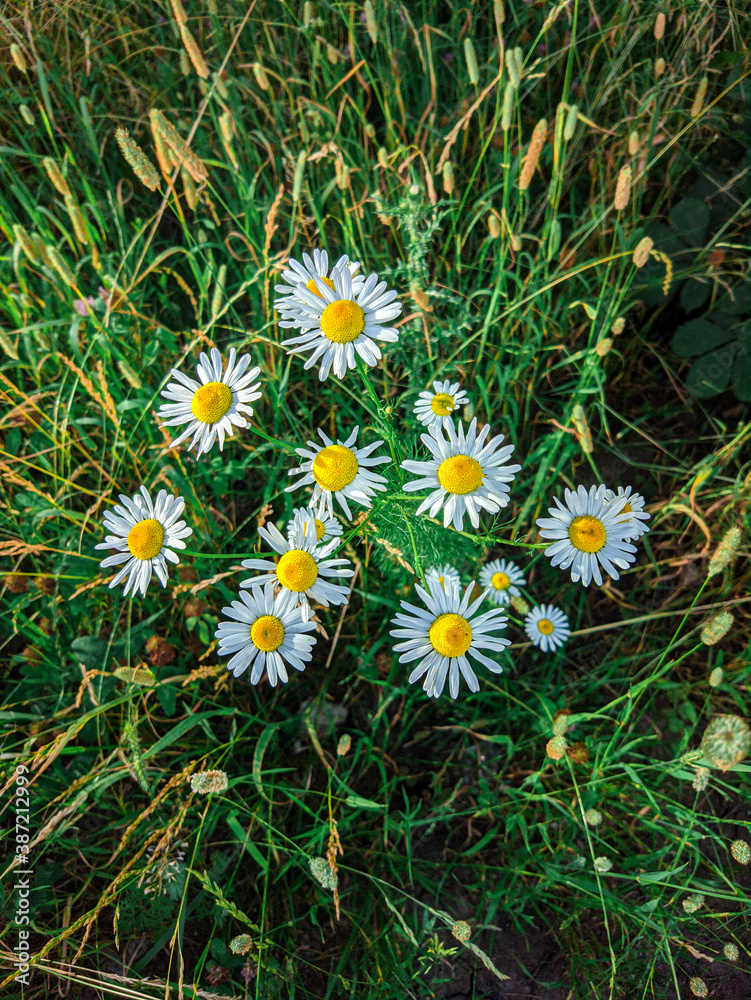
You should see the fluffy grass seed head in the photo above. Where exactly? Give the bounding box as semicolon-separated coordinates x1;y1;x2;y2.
279;264;402;381
216;580;317;685
95;486;192;598
402;417;521;532
519;118;548;191
115;127;161;191
707;525;742;577
614;165;631;211
190;770;229;795
524;604;571;653
603;486;651;539
287;506;342;547
10;44;28;73
700;715;751;771
157;347;262;457
730;839;751;865
479;558;525;606
537;485;637;587
700;611;733;646
633;237;654;268
413;379;470;430
390;577;511;700
240;518;354;622
425;564;462;591
286;423;390;521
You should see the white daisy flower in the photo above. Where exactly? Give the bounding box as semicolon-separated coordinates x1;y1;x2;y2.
286;424;390;521
157;347;262;457
479;558;525;606
278;265;402;381
425;563;462;591
603;486;651;540
524;604;571;653
274;248;363;326
413;379;470;429
240;517;354;621
401;417;521;531
95;485;192;598
216;581;317;686
390;577;511;700
536;484;637;587
287;506;343;547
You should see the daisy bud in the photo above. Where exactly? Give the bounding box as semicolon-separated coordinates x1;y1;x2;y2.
632;237;653;267
519;118;547;191
563;104;578;141
730;839;751;865
115;127;161;191
689;978;707;998
654;57;666;78
584;808;602;827
546;736;567;760
700;610;732;646
682;893;704;913
692;767;709;791
700;715;750;771
10;44;28;73
614;165;631;211
464;38;479;85
691;76;708;119
309;856;338;890
724;943;739;962
593;857;612;873
654;12;665;39
230;934;253;956
707;525;742;577
252;61;270;91
452;920;471;943
190;769;229;794
708;667;723;687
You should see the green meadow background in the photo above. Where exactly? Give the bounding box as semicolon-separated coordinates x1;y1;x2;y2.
1;1;750;997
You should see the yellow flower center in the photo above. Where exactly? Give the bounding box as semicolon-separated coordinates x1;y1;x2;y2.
250;614;285;652
320;299;365;343
313;518;326;541
537;618;555;635
276;550;318;592
491;571;510;591
437;454;484;495
191;381;233;424
127;519;165;561
429;613;473;658
312;445;359;492
622;501;633;513
306;275;336;297
430;392;455;417
568;515;607;553
438;575;445;587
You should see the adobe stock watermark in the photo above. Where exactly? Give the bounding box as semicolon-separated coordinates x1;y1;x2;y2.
10;763;33;985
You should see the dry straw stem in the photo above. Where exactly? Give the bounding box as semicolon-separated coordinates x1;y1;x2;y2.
691;76;708;118
614;165;631;210
150;109;207;182
179;22;209;78
654;12;666;40
43;157;71;197
114;126;161;191
519;118;548;190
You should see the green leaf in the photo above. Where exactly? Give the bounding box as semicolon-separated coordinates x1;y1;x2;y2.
671;319;734;358
717;285;751;316
70;635;110;669
679;279;710;312
637;863;688;883
345;794;385;811
732;331;751;401
156;682;177;716
669;198;710;247
685;346;736;398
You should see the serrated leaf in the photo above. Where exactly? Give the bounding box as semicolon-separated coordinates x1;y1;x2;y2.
685;346;736;398
670;198;710;246
679;279;710;312
671;319;734;358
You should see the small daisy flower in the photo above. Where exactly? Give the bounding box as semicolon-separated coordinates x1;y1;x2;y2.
401;417;521;531
95;485;192;597
603;486;650;539
479;558;525;606
240;518;354;621
413;380;470;429
287;424;390;521
279;266;402;381
216;581;317;686
524;605;571;653
287;506;343;547
157;347;262;457
390;577;511;700
425;563;462;591
274;249;362;326
537;485;637;587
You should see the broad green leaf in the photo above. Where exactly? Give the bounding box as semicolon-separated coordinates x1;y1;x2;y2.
686;347;735;398
732;332;751;401
637;863;688;883
70;635;110;669
669;198;710;246
679;278;710;312
671;319;734;358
